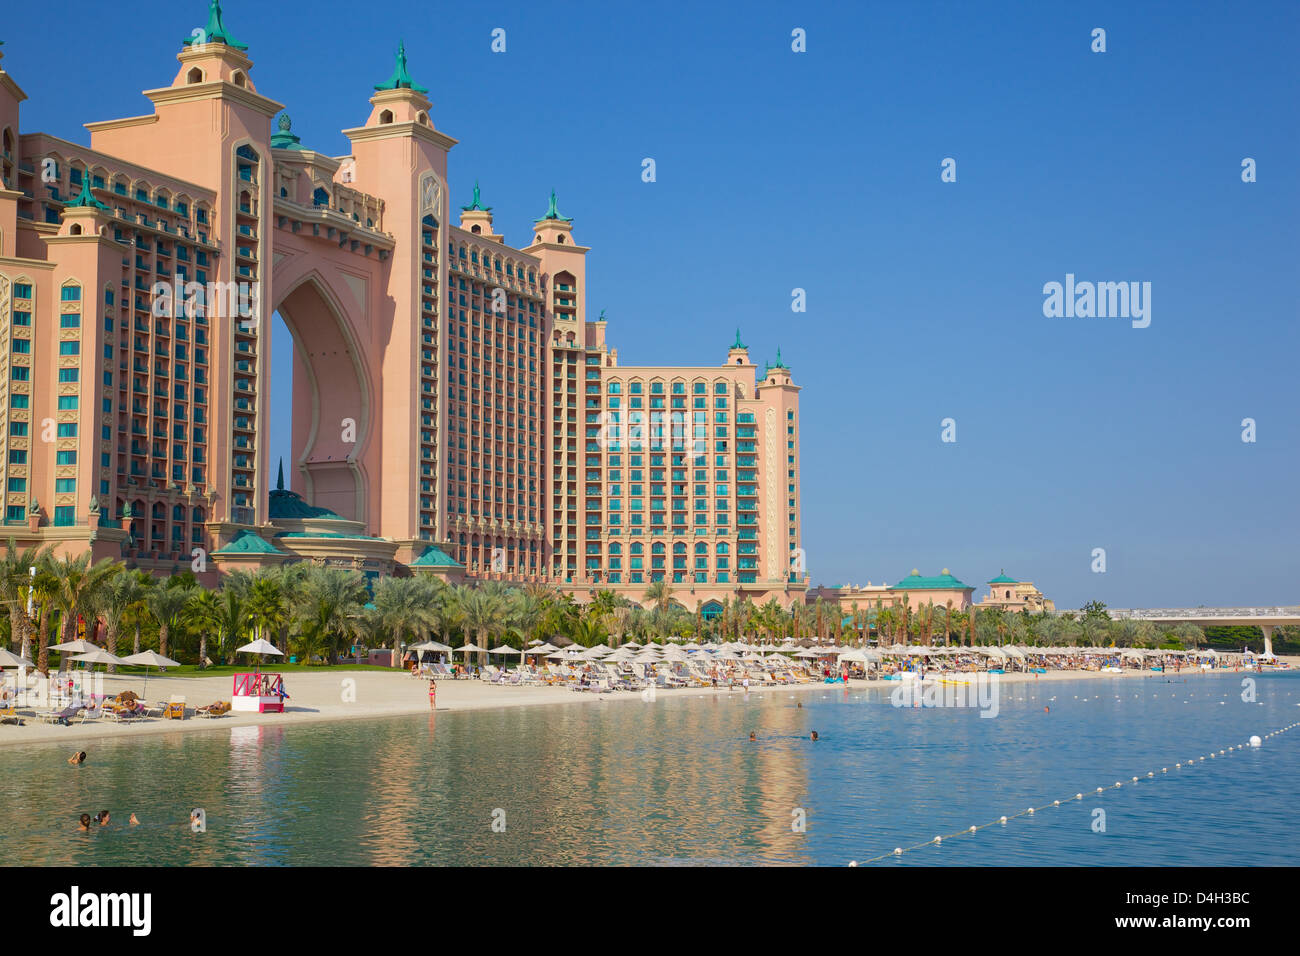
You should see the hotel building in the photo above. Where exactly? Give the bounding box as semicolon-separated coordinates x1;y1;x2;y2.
0;4;805;612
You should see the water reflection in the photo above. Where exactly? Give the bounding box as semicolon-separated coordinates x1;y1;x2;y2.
0;675;1296;866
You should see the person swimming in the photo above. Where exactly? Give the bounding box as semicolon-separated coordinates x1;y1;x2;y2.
748;732;756;741
95;810;110;827
1044;706;1050;713
68;751;86;765
78;814;92;832
797;702;802;709
129;813;140;826
810;731;819;741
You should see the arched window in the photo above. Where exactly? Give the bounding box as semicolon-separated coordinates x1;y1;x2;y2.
232;71;247;88
312;187;330;207
186;67;203;84
417;111;430;126
557;234;565;244
379;109;394;125
69;224;82;236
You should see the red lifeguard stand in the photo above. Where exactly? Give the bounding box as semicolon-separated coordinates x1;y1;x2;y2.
231;672;286;713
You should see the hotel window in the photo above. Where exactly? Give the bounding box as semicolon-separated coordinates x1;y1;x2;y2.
56;450;77;465
61;286;82;301
55;479;76;493
11;340;30;354
10;395;28;409
6;506;24;522
14;284;32;298
54;506;75;526
59;342;80;356
13;311;31;326
60;314;81;328
11;367;29;381
7;478;26;492
57;423;77;438
8;451;25;464
57;396;79;410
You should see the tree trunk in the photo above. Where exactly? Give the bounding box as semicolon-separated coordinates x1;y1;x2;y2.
198;630;208;669
159;623;169;659
36;606;51;677
105;619;118;674
133;621;141;655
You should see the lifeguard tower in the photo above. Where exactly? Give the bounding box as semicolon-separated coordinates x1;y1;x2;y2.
232;639;287;713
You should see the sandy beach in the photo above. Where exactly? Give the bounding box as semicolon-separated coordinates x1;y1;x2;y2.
3;659;1292;751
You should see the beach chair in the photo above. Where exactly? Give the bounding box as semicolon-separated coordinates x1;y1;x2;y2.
36;703;83;725
162;696;186;720
78;699;106;723
195;701;231;718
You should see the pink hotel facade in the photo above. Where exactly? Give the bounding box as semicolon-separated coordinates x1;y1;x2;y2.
0;6;807;613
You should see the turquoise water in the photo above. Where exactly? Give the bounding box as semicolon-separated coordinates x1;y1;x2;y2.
1;672;1297;866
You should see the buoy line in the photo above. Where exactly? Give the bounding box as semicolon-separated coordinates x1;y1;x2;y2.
847;720;1299;866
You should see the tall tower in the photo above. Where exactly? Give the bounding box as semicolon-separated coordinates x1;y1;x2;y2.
342;43;456;561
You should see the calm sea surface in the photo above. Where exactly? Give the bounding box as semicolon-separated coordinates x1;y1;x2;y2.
1;672;1297;866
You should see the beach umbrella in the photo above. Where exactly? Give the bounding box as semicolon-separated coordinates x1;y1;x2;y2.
526;642;559;657
69;648;130;675
235;638;284;675
49;639;98;654
488;644;521;655
0;648;33;668
457;642;487;654
121;649;180;697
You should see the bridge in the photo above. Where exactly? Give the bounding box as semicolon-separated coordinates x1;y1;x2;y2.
1105;607;1300;657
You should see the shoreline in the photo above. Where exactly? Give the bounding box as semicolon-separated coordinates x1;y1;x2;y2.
1;662;1293;752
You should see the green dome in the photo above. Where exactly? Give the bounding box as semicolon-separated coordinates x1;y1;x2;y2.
889;569;970;590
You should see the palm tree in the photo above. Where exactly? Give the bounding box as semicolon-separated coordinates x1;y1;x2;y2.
373;576;435;667
30;561;59;677
0;539;48;661
643;579;673;616
124;570;155;654
246;574;290;652
459;586;505;657
147;582;194;660
296;567;367;664
184;589;223;667
49;553;119;671
94;569;146;672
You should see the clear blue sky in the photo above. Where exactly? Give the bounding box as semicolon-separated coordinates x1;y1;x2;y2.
7;1;1297;608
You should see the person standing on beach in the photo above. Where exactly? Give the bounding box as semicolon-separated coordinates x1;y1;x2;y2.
428;679;437;710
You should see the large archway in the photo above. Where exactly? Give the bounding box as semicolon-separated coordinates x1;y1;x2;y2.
273;275;372;523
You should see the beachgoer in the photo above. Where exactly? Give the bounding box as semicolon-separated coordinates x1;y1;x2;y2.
797;701;802;709
78;814;92;832
810;731;819;741
1044;706;1050;713
749;732;756;741
95;810;110;827
428;679;437;710
68;751;86;766
129;814;140;826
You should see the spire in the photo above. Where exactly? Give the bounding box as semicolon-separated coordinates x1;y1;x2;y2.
374;41;428;93
461;180;491;212
270;113;305;150
182;1;248;51
67;176;109;212
732;328;746;350
773;347;787;369
276;458;285;492
534;189;573;223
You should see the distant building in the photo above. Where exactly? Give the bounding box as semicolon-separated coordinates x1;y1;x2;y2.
975;570;1054;613
808;569;974;614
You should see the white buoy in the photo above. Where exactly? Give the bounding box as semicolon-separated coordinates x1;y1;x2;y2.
999;816;1007;824
1132;776;1139;782
1147;772;1154;777
969;825;976;832
1076;793;1082;799
1053;800;1060;806
893;847;902;855
1097;787;1104;792
849;861;858;867
1027;807;1035;814
1250;735;1262;747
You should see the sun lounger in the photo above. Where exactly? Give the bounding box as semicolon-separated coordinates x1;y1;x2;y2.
162;696;186;720
78;700;106;723
195;701;231;718
36;703;83;725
